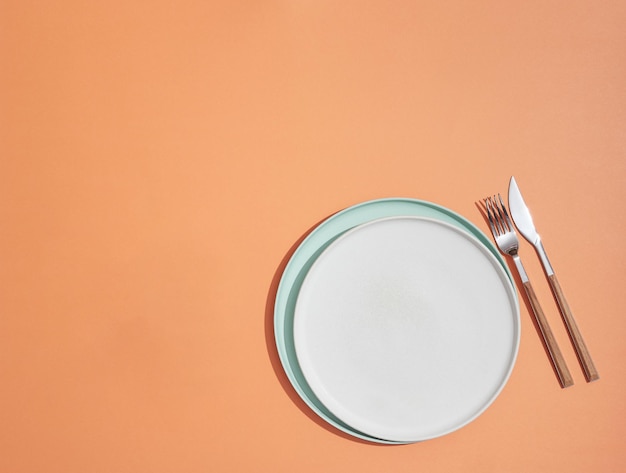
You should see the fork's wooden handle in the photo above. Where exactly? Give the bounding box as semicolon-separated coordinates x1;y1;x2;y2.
548;274;599;382
522;280;574;388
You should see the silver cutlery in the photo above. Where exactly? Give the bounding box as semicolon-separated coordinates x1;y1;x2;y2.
508;176;599;382
485;194;573;388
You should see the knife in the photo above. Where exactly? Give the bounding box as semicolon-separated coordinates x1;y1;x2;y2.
508;176;599;382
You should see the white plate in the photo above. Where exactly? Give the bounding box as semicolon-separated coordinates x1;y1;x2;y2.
293;216;519;442
274;198;516;444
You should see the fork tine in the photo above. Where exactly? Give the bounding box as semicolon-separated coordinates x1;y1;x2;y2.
497;193;514;231
485;196;503;236
484;197;498;235
492;194;510;233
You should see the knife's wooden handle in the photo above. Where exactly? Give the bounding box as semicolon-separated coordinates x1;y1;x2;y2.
548;273;599;382
522;280;574;388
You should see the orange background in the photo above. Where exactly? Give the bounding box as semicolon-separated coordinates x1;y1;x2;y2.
1;1;625;472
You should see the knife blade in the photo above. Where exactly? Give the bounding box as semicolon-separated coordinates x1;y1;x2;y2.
508;176;599;382
508;176;553;275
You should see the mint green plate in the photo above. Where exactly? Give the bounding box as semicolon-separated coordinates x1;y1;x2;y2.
273;198;517;444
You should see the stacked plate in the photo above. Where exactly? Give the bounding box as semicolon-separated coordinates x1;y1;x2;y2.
274;199;520;444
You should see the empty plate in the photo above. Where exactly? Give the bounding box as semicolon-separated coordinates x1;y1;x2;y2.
293;216;519;442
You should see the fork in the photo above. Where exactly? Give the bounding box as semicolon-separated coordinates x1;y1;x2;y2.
485;194;573;388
